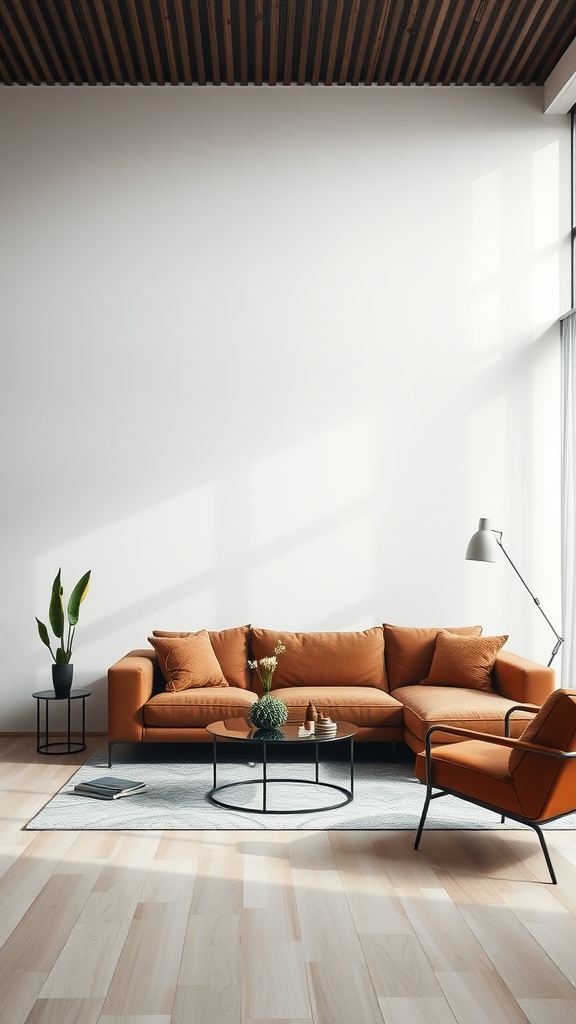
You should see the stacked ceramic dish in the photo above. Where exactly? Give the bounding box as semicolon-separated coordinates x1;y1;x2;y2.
314;718;337;737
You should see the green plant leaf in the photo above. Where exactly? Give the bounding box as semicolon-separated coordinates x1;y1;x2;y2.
67;570;91;625
36;618;51;648
55;647;68;664
48;570;64;639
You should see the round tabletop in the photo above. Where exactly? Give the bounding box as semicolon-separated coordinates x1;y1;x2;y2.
206;718;358;743
33;689;92;700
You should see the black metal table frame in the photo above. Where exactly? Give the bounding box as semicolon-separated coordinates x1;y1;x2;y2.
208;732;355;813
33;689;90;755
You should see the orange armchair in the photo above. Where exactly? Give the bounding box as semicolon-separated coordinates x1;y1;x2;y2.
414;689;576;884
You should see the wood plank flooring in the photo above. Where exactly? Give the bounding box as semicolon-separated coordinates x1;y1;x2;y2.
2;735;576;1024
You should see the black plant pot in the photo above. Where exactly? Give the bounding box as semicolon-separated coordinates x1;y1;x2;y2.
52;663;73;698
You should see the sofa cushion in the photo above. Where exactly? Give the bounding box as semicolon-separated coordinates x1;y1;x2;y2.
144;686;257;728
152;625;251;688
383;624;483;690
421;630;508;692
251;627;386;691
148;632;227;692
397;684;536;745
270;685;404;728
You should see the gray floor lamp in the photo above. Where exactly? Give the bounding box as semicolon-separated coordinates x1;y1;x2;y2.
465;518;564;667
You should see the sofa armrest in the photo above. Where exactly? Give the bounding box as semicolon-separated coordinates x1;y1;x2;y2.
492;650;555;706
108;649;156;742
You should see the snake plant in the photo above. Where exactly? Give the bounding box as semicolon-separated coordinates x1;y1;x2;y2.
36;568;91;664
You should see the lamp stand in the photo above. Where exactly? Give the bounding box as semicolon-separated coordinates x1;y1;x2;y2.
493;532;564;667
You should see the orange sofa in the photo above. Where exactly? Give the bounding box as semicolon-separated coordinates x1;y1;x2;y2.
107;623;555;765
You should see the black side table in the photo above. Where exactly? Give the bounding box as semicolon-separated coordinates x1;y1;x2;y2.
33;689;91;755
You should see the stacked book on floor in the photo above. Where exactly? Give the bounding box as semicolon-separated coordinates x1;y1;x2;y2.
73;776;147;800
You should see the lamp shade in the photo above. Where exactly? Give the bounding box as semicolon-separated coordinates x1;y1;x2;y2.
465;518;499;562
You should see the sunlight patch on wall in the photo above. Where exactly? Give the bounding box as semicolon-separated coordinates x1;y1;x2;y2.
35;482;217;622
469;286;503;363
531;142;561;337
532;142;560;253
470;169;501;287
249;515;374;627
249;415;376;548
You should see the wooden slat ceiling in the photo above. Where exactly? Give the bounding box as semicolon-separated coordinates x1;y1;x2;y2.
1;0;575;88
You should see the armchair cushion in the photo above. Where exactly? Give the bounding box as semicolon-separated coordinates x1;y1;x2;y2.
421;630;508;692
508;689;576;811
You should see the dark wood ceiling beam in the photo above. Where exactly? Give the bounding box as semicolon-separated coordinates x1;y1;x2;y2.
443;0;488;84
338;0;361;85
61;0;97;84
376;0;404;85
414;0;452;86
77;0;111;84
190;0;206;85
124;0;150;84
254;0;263;85
479;0;528;84
172;0;193;85
205;0;221;85
2;3;46;84
237;0;248;85
404;0;438;85
141;0;164;84
283;0;296;85
510;0;568;85
221;0;234;84
27;0;69;84
390;0;420;87
269;0;279;85
491;0;552;87
93;0;125;84
43;0;83;84
427;0;467;85
0;29;26;84
325;0;345;86
0;53;14;84
297;0;313;85
455;0;508;86
158;0;179;85
311;0;328;86
351;0;375;86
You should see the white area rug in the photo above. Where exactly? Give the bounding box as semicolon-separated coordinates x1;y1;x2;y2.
26;749;576;831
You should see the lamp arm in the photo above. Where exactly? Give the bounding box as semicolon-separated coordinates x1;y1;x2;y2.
494;532;564;667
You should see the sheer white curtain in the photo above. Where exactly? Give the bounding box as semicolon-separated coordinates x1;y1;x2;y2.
561;310;576;686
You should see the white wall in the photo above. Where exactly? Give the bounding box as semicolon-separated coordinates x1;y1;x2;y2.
0;85;570;732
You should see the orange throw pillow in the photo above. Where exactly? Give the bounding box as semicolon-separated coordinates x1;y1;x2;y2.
421;629;508;691
152;625;251;688
383;624;483;690
148;631;228;692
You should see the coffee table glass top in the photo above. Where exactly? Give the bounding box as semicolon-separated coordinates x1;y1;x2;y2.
206;718;358;742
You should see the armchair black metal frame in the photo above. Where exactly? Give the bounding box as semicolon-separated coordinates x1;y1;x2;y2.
414;717;576;885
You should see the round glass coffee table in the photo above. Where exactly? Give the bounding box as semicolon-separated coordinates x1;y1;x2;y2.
206;718;357;813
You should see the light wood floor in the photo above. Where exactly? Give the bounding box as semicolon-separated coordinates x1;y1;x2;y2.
2;736;576;1024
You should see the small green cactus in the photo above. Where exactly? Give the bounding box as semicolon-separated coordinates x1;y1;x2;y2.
249;695;288;730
